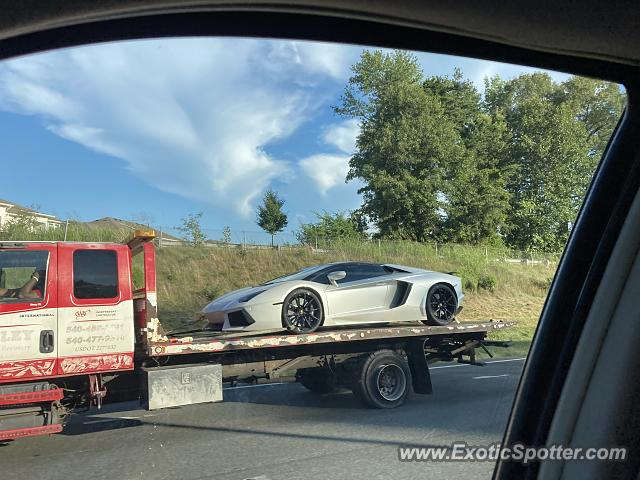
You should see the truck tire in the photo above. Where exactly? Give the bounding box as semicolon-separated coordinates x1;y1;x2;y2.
423;283;458;326
296;367;338;394
351;350;412;409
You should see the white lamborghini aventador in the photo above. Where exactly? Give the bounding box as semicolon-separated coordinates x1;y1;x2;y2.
201;262;464;333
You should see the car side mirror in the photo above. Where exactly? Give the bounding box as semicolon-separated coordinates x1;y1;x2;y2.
327;270;347;286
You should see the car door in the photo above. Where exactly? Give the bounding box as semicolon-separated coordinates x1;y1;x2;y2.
0;243;58;382
324;263;391;322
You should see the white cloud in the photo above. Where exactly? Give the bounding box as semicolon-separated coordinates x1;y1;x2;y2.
0;38;350;216
323;118;360;154
299;154;350;195
298;118;360;194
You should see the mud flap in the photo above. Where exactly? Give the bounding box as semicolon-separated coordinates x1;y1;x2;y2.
406;338;433;394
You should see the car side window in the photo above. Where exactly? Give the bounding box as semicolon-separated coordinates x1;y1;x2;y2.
342;264;389;283
305;265;345;285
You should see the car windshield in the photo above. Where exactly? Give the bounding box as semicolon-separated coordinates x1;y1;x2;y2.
0;35;626;479
262;264;329;284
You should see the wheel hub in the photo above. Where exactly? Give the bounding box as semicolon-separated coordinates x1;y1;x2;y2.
375;364;407;401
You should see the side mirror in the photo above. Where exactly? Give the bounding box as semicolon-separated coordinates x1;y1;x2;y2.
327;270;347;286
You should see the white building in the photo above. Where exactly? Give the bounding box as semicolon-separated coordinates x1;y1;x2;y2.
0;199;64;230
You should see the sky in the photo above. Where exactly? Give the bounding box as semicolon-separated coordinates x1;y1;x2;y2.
0;38;569;242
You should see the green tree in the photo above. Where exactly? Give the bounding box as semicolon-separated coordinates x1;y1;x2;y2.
221;226;232;244
336;50;462;241
256;189;288;246
555;76;626;158
484;74;595;251
296;211;366;245
176;212;206;247
423;70;511;244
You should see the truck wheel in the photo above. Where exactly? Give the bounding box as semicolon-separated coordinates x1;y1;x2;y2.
282;288;324;333
423;283;458;326
351;350;412;409
296;367;338;394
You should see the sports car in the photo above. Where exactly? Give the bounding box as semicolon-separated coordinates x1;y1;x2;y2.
201;262;464;333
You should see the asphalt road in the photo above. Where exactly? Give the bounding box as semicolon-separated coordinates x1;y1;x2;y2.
1;357;525;480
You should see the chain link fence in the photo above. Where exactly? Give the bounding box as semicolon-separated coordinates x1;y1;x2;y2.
156;227;559;265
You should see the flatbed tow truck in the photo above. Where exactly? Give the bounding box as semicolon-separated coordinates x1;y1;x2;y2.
0;231;514;441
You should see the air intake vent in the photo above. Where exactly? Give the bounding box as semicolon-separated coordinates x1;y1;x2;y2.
228;310;255;327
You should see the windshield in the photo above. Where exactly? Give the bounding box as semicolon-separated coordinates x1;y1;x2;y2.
262;264;329;284
0;35;626;479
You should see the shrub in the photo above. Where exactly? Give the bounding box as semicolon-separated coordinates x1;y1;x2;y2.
477;274;497;291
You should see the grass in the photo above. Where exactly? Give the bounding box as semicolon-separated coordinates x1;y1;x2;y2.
2;224;554;357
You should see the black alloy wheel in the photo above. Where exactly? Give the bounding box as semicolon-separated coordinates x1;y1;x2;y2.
424;283;458;326
282;288;324;333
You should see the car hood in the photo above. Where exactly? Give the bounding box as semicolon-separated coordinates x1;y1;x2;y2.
202;286;266;312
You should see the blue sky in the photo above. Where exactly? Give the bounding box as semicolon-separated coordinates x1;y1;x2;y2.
0;38;568;241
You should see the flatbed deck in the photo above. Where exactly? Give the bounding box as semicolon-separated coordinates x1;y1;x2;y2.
149;320;515;356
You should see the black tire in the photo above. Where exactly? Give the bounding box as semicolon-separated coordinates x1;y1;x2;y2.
296;367;338;394
351;350;412;409
282;288;324;333
423;283;458;326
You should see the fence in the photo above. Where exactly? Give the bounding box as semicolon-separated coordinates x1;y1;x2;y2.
156;227;559;265
0;221;559;266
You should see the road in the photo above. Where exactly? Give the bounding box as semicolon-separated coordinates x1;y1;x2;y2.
0;357;525;480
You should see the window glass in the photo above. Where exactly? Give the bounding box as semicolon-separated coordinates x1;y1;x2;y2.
342;263;389;282
73;250;118;299
263;265;326;285
0;250;48;302
305;265;344;284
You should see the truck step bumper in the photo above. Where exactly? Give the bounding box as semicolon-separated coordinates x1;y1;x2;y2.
0;424;63;441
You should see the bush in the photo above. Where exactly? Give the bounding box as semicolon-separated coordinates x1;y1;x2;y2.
477;274;497;291
464;278;477;292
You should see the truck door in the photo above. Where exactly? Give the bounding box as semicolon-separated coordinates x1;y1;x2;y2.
57;244;135;375
0;244;58;383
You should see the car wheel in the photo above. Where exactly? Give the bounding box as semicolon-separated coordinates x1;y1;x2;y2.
423;283;458;326
282;288;324;333
351;350;412;409
296;367;338;394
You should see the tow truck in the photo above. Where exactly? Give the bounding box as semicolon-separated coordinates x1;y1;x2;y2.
0;231;513;441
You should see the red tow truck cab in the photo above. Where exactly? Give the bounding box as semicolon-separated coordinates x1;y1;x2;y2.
0;231;156;440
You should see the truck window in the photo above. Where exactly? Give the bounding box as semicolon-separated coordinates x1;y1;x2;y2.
0;250;49;303
73;250;118;299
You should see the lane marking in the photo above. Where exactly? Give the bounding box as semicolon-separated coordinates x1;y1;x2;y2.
473;374;510;380
224;382;290;390
486;357;527;364
430;363;468;370
431;357;526;370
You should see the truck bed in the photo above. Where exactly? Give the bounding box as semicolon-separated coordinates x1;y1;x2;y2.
148;320;515;356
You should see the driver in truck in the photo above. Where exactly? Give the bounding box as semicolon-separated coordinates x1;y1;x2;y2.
0;269;42;300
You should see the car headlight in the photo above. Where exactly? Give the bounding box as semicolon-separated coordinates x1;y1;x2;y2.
239;290;266;303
